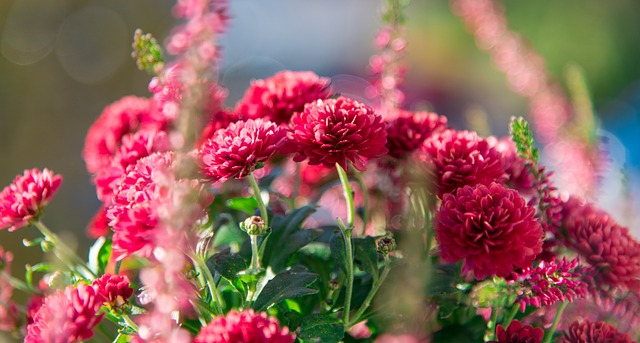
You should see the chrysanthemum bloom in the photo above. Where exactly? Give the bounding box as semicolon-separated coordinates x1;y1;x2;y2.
435;183;543;279
385;110;447;159
194;310;295;343
421;130;506;197
85;205;110;238
0;168;62;231
83;96;168;175
509;257;588;312
198;109;240;147
374;334;427;343
560;199;640;293
200;118;287;182
488;137;535;193
236;70;332;124
92;274;134;310
25;283;105;343
107;152;173;259
288;97;388;171
560;320;633;343
488;320;543;343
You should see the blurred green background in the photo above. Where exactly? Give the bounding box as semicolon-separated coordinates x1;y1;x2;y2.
0;0;639;339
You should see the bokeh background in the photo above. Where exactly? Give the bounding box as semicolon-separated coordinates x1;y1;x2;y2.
1;0;639;339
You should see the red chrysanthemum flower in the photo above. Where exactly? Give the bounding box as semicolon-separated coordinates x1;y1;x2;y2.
560;320;633;343
194;310;295;343
488;320;544;343
107;152;173;260
488;137;535;193
421;130;506;197
85;205;110;238
236;70;332;124
385;110;447;159
288;96;388;171
509;257;589;312
200;118;287;182
0;168;62;231
83;96;168;175
435;183;543;279
198;109;240;147
25;283;105;343
92;274;134;310
560;198;640;293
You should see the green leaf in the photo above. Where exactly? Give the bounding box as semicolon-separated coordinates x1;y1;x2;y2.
330;231;347;274
113;333;132;343
261;206;316;272
509;116;539;163
252;268;318;311
353;236;379;281
89;237;112;275
212;220;246;248
206;252;247;281
226;197;259;215
298;313;344;343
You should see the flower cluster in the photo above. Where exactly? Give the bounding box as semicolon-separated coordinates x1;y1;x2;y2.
194;310;295;343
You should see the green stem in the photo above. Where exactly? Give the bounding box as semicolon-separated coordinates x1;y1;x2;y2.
349;255;391;326
351;166;369;236
1;271;33;293
33;221;97;278
336;163;355;229
485;307;499;341
191;253;224;315
337;218;354;329
502;302;521;330
249;235;261;271
543;301;568;343
122;313;139;332
248;173;268;226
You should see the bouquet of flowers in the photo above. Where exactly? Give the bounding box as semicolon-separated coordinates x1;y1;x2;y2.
1;0;638;342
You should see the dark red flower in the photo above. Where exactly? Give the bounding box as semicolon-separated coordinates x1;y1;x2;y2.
560;198;640;293
560;320;633;343
194;310;295;343
236;70;332;124
25;283;105;343
0;168;62;231
421;130;506;197
488;137;535;193
198;109;240;147
288;96;388;171
488;320;543;343
200;118;287;182
385;110;447;159
83;96;168;175
435;182;543;279
92;274;134;310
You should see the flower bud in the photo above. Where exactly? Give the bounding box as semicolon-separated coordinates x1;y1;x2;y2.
376;234;396;255
240;216;268;236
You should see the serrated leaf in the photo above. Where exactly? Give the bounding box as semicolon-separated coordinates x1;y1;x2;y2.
206;252;247;281
330;231;347;274
353;236;379;281
252;268;318;311
268;229;321;272
226;197;259;214
261;206;316;272
298;314;344;343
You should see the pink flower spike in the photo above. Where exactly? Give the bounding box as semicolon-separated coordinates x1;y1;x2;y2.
0;168;62;231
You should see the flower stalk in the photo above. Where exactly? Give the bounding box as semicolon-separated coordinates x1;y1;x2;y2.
32;220;97;278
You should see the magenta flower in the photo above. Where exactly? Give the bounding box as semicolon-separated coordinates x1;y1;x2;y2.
195;310;295;343
435;183;543;279
0;168;62;231
25;283;105;343
488;137;535;193
509;257;589;312
561;320;633;343
560;198;640;293
488;320;543;343
385;110;447;159
289;96;388;171
83;96;168;175
85;205;110;239
200;118;287;182
236;70;332;124
421;130;506;197
92;274;134;310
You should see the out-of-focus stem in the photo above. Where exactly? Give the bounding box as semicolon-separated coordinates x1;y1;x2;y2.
336;163;355;229
349;255;391;327
33;221;97;278
543;301;568;343
248;173;268;226
336;218;354;329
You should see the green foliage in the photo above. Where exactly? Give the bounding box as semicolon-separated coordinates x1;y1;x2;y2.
88;236;112;275
298;313;345;343
510;116;539;163
252;268;318;312
226;197;259;215
261;206;318;272
353;236;380;282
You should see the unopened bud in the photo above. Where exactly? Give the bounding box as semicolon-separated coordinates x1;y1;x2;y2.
240;216;268;236
47;271;70;290
376;234;396;255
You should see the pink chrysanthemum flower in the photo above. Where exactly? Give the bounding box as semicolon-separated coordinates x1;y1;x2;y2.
560;320;633;343
194;310;295;343
0;168;62;231
385;110;447;159
83;96;168;175
509;257;589;312
107;152;174;260
488;320;544;343
435;182;543;279
92;274;134;310
236;70;332;124
0;246;18;332
200;118;287;182
85;205;110;238
198;109;240;147
560;198;640;293
288;97;388;171
25;283;105;343
421;130;506;197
